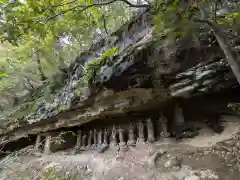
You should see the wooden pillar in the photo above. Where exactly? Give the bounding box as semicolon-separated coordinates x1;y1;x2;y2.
44;135;52;154
158;113;169;138
137;120;145;145
172;102;198;139
35;134;42;152
87;130;93;148
118;127;125;146
118;126;127;152
93;129;97;148
75;130;82;150
103;129;109;145
110;125;118;149
98;129;103;147
81;134;87;149
174;103;185;126
146;118;155;143
127;123;136;146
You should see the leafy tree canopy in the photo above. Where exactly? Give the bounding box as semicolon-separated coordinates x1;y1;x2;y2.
0;0;148;44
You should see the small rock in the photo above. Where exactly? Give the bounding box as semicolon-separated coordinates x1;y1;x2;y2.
98;144;109;153
86;166;92;173
116;154;124;160
203;151;209;155
184;174;200;180
148;149;166;169
164;156;182;169
119;144;128;152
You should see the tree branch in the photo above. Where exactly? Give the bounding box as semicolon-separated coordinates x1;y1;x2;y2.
46;0;149;21
102;15;109;35
213;0;219;23
194;18;213;27
195;18;240;84
40;0;79;13
51;0;79;8
35;47;47;81
119;0;150;8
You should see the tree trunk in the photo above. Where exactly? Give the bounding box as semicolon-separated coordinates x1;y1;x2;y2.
213;33;240;84
36;48;47;82
208;23;240;84
197;5;240;84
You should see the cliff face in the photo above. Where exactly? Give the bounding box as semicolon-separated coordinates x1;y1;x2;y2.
0;9;239;146
1;8;240;180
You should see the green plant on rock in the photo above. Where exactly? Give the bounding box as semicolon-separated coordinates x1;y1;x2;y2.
75;87;82;97
52;136;66;146
0;101;38;128
57;104;70;112
83;47;117;85
51;131;75;145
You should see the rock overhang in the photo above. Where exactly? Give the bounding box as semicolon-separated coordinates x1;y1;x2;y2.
0;88;159;144
0;7;239;146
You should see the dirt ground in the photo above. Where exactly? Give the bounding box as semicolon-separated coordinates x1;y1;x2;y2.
1;115;240;180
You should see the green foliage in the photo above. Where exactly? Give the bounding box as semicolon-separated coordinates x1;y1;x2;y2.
0;0;135;110
0;0;135;44
57;104;70;111
75;87;82;97
101;47;118;60
152;0;240;40
152;0;197;39
44;167;67;180
0;72;8;78
52;131;76;146
83;47;117;84
0;100;40;129
7;102;36;121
